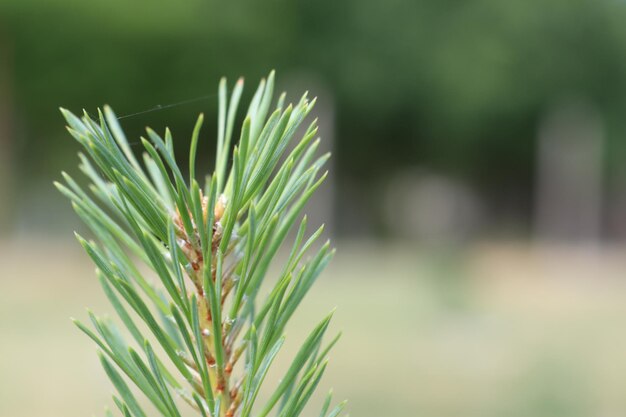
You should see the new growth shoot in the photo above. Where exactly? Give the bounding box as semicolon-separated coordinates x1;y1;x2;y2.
56;72;346;417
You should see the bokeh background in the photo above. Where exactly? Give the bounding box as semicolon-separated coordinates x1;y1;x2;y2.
3;1;626;416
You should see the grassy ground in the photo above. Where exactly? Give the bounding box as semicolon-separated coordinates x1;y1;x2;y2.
2;238;626;417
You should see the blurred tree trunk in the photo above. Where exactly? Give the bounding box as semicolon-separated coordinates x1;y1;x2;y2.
534;99;603;243
0;31;14;234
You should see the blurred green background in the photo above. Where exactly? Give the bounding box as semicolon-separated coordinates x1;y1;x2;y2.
3;0;626;416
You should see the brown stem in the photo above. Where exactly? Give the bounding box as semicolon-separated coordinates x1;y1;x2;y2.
175;200;240;417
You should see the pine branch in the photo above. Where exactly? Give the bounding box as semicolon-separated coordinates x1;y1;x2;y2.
56;72;346;417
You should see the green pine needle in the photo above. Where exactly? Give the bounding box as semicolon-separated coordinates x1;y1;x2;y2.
59;72;345;417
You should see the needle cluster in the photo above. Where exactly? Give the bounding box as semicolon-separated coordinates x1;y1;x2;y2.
56;72;345;417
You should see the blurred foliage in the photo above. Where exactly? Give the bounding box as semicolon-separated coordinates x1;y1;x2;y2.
3;0;626;226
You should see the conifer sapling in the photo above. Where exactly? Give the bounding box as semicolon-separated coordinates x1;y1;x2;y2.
56;72;346;417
